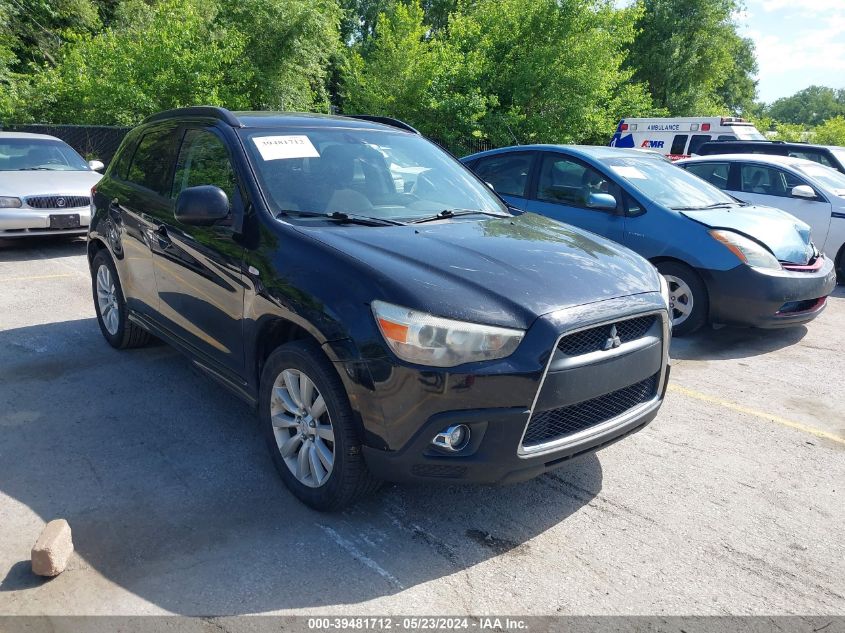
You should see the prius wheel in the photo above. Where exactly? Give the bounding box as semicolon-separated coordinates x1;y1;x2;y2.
260;340;380;511
657;261;708;336
91;250;150;349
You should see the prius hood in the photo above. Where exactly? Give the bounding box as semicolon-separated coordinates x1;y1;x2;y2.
300;212;661;330
680;205;814;265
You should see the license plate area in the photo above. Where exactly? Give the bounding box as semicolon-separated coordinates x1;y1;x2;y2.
49;214;81;229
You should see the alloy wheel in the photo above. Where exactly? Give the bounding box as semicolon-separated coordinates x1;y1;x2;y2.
96;264;120;335
663;274;694;328
270;369;335;488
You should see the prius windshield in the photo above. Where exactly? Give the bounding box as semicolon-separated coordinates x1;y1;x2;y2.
792;160;845;195
601;156;740;210
240;127;508;223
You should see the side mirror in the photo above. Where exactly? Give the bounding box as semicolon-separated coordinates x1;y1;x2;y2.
586;192;617;211
791;185;817;199
175;185;229;226
88;159;105;173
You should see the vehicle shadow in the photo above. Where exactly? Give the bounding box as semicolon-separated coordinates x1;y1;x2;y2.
670;323;808;361
0;317;601;614
0;236;87;262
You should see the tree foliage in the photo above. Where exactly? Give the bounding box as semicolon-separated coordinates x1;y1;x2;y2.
626;0;757;116
766;85;845;127
3;0;340;125
344;0;658;152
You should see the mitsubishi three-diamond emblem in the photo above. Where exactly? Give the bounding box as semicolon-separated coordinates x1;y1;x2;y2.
603;324;622;350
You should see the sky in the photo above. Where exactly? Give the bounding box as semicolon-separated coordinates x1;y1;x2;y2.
737;0;844;103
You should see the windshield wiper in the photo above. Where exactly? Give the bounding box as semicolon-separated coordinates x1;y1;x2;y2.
671;202;738;211
278;210;405;226
410;208;511;224
20;167;52;171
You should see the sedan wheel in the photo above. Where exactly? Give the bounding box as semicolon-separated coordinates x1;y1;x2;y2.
270;368;335;488
663;274;694;328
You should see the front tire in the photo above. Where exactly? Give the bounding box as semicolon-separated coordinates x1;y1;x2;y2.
259;340;380;511
91;250;151;349
656;261;708;336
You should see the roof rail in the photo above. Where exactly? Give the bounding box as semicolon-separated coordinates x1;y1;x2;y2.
345;115;420;134
141;106;242;127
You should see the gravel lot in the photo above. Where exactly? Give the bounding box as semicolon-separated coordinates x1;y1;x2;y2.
0;236;843;616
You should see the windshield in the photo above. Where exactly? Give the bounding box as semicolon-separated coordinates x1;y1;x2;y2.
793;161;845;194
240;127;507;223
829;148;845;169
0;138;90;171
734;127;767;141
600;156;739;209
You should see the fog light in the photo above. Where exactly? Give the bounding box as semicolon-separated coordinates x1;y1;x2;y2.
432;424;471;452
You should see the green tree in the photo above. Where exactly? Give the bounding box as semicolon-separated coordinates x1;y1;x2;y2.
343;0;657;152
6;0;340;124
626;0;757;115
767;85;845;127
813;116;845;146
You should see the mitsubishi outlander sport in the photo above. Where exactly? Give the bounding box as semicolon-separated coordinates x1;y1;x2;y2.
88;107;672;510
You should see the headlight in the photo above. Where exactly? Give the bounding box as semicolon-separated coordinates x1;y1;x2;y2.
709;229;780;270
372;300;524;367
658;273;671;311
0;197;22;208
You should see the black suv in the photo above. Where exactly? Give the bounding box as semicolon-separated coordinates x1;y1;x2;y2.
697;140;845;174
88;107;671;510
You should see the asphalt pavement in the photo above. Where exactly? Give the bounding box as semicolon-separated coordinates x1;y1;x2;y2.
0;236;842;616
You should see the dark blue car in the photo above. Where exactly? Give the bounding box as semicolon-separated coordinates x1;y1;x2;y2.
462;145;837;335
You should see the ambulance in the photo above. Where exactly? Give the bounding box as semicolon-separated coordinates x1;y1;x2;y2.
609;117;766;160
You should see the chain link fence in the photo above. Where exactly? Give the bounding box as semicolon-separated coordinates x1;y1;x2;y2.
0;124;131;166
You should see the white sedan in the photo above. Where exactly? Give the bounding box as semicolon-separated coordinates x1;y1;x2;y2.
678;153;845;279
0;132;103;238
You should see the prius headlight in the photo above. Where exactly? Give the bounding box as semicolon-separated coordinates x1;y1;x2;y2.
372;300;524;367
709;230;781;270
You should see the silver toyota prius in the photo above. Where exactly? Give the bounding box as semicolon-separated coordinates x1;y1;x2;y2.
0;132;103;238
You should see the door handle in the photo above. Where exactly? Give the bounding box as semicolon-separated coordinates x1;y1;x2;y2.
155;225;172;248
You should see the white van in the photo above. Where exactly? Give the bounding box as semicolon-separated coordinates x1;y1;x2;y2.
609;117;766;160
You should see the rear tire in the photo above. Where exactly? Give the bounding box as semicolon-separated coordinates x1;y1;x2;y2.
656;261;708;336
91;250;151;349
259;340;380;511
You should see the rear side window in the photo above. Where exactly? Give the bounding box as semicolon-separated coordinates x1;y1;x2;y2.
108;136;138;180
685;162;730;190
717;135;736;141
688;135;713;155
126;129;182;196
787;150;835;168
670;135;688;155
473;153;533;197
739;164;805;197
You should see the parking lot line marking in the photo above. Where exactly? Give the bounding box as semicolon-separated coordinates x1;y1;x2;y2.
668;383;845;446
0;273;76;283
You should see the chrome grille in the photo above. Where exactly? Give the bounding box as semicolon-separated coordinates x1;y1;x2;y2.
522;372;659;447
557;315;656;356
25;195;90;209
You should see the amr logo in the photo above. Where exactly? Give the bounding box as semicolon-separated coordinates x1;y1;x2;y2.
641;140;665;148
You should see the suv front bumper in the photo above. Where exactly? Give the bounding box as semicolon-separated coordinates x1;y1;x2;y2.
355;293;671;484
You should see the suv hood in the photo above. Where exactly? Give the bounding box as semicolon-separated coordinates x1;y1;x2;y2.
0;170;101;197
301;212;660;330
681;205;814;264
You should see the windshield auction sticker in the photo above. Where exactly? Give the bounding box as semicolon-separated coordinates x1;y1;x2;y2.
253;135;320;160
